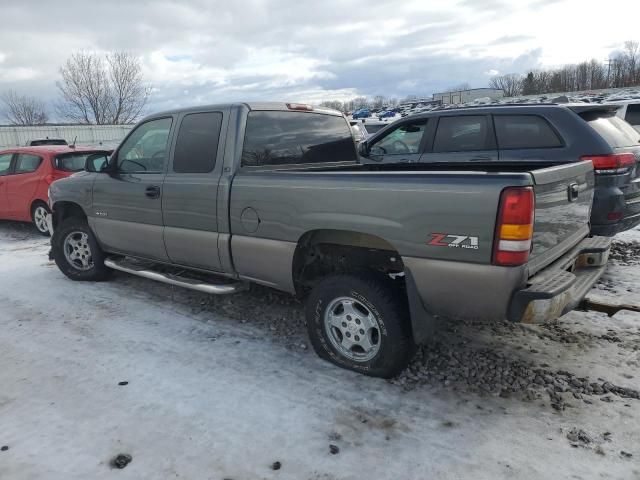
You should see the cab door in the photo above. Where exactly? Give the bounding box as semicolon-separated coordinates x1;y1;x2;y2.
0;153;14;218
162;109;227;271
91;117;173;261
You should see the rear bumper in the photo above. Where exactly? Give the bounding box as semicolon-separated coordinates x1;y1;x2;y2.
507;236;611;323
591;211;640;236
590;182;640;236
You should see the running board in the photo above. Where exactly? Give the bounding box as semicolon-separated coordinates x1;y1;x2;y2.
104;258;245;295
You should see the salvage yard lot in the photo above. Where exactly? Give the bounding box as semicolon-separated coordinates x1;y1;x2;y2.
0;221;639;480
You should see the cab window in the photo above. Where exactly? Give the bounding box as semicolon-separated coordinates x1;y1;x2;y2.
116;118;173;173
173;112;223;173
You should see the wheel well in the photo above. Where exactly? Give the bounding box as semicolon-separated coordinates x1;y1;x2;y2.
52;201;87;229
30;199;49;216
292;229;405;295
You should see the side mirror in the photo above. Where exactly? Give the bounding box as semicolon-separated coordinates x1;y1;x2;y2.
85;153;110;173
358;141;370;157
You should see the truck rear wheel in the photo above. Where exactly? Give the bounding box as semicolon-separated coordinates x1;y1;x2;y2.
305;274;414;378
51;218;112;282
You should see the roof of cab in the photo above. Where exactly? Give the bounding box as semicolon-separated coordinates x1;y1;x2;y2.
143;101;342;120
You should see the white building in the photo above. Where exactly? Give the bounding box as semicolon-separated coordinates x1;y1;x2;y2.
432;88;504;105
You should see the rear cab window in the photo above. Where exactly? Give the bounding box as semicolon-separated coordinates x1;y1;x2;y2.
493;115;563;149
433;115;490;152
580;111;640;148
241;111;356;167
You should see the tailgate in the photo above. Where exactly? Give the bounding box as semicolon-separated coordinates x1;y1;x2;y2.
528;160;594;275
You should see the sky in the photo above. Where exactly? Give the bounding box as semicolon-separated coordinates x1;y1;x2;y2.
0;0;638;116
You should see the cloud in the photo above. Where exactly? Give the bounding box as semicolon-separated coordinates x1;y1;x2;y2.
0;0;634;119
489;35;536;45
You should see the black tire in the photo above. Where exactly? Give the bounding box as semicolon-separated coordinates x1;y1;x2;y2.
31;201;51;236
51;217;113;281
305;274;414;378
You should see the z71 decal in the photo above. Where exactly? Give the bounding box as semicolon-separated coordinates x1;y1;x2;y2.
428;233;479;250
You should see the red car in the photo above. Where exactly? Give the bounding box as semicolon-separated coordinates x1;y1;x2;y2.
0;146;110;235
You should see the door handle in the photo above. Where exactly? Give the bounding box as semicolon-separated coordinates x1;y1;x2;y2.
470;155;491;161
145;185;160;199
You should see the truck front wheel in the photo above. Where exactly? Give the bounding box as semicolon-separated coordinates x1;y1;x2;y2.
51;218;112;282
305;275;414;378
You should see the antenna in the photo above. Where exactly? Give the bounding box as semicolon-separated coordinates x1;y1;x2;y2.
70;136;77;149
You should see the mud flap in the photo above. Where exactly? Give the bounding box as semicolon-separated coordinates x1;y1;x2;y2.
404;269;436;344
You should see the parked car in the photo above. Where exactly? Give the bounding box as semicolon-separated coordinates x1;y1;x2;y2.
49;101;610;377
352;108;371;119
0;146;111;235
377;110;396;119
28;138;68;146
607;100;640;132
359;103;640;237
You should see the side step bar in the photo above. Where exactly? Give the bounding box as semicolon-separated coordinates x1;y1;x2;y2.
104;258;246;295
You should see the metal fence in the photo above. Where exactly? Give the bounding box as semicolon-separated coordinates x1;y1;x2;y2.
0;124;134;149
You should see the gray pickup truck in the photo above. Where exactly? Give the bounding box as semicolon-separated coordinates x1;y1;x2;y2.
48;102;611;377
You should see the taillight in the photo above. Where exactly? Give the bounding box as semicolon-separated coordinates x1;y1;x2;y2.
493;187;535;266
581;153;636;174
44;173;66;185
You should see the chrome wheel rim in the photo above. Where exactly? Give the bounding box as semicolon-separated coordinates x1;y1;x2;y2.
324;296;381;362
34;206;50;234
63;231;93;271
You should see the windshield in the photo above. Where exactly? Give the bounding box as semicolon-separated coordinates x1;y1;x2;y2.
54;152;109;172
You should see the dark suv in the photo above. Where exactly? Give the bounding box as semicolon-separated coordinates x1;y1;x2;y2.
359;104;640;236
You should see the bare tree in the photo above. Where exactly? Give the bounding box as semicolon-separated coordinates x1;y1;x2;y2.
106;52;149;124
622;40;639;85
319;100;344;111
488;73;523;97
372;95;386;109
57;51;149;125
1;90;48;125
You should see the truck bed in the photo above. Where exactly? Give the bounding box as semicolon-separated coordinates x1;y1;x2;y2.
227;161;594;288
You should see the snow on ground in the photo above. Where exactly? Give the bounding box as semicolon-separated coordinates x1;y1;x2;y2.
0;221;639;480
